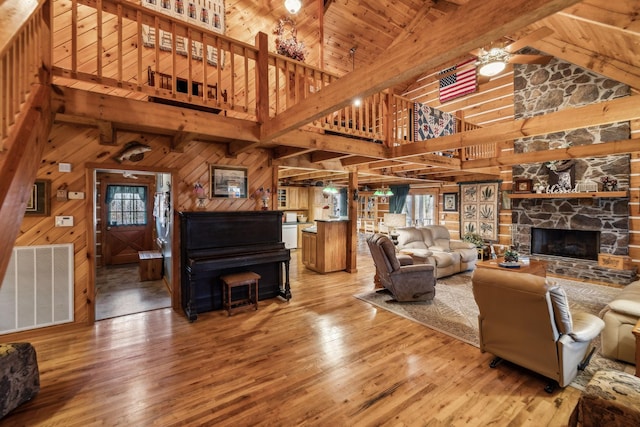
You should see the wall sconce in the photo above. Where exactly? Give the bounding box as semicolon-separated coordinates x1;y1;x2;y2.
352;189;359;201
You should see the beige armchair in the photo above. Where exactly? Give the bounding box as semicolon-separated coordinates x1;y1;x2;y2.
366;234;436;302
472;268;605;391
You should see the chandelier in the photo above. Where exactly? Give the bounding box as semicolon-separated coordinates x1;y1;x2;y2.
284;0;302;14
373;186;393;197
477;47;511;77
322;181;339;194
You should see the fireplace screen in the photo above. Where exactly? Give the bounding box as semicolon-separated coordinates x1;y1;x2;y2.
531;228;600;261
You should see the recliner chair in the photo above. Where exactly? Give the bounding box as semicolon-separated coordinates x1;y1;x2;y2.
366;233;436;302
472;268;605;391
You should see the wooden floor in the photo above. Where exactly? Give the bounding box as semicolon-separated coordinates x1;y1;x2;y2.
2;237;582;426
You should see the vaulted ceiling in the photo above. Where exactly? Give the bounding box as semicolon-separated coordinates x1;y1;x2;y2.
219;0;639;188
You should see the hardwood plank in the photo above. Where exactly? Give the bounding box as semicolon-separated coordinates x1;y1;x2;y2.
3;240;585;426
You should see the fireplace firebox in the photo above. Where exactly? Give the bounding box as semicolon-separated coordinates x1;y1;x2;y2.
531;228;600;261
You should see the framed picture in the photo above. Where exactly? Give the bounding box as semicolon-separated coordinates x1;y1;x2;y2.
210;165;247;198
25;179;51;216
443;192;458;212
513;179;533;193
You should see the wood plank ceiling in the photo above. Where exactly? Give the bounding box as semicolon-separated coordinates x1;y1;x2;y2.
58;0;640;188
220;0;640;188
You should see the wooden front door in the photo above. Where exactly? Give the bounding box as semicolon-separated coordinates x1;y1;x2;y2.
100;173;155;265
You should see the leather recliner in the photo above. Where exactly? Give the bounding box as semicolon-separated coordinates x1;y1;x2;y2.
600;279;640;364
472;268;605;390
366;233;436;302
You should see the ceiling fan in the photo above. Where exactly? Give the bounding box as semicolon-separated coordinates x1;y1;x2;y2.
439;26;554;81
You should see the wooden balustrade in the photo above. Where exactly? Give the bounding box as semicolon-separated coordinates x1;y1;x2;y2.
0;0;50;151
54;0;258;116
3;0;491;157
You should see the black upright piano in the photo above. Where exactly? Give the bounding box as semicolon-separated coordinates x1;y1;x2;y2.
179;210;291;321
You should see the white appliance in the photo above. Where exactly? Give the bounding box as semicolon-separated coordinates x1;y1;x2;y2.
282;224;297;249
284;212;297;223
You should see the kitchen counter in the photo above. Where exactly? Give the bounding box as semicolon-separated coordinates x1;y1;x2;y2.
301;220;348;273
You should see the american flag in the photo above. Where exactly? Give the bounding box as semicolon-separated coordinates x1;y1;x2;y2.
438;59;477;103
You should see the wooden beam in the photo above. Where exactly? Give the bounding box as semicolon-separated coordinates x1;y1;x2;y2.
260;0;582;142
0;84;52;285
310;151;352;163
394;96;640;158
171;131;197;152
96;119;115;145
463;138;640;169
529;37;640;90
346;171;357;273
53;87;261;144
273;146;316;159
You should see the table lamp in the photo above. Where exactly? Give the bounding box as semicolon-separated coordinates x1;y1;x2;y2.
383;213;407;245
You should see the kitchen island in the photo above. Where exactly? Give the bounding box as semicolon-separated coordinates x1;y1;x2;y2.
301;219;348;273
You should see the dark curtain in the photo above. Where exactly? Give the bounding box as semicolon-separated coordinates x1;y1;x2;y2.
389;185;409;213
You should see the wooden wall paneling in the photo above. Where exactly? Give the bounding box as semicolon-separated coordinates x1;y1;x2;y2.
14;119;277;327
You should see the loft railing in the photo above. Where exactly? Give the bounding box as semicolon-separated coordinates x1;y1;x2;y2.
0;0;50;151
45;0;492;159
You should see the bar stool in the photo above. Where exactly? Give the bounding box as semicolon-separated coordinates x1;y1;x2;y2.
220;271;260;316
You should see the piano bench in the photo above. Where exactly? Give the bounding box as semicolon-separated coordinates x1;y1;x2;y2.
220;272;261;316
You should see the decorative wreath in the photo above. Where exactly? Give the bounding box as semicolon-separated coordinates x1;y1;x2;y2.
273;17;306;61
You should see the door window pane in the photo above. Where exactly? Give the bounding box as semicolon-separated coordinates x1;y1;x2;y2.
106;185;147;226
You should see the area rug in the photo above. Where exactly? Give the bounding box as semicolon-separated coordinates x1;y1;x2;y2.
354;273;633;390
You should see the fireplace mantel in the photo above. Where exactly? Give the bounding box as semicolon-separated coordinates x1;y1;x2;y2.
510;191;628;199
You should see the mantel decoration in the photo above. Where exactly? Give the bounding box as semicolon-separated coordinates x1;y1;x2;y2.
601;176;618;191
273;17;305;61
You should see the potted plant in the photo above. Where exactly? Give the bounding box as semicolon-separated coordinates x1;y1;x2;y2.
463;232;485;248
503;247;519;263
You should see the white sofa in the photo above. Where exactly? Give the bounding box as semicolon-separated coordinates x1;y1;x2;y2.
600;279;640;365
396;225;477;278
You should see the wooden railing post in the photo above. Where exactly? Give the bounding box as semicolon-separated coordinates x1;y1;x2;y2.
255;32;269;123
384;93;392;148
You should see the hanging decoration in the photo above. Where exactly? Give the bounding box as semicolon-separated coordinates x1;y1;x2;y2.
141;0;225;67
273;17;306;61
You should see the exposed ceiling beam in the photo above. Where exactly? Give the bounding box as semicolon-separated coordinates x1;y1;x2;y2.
260;0;582;142
96;120;115;145
393;95;640;158
528;36;640;89
463;137;640;169
273;146;316;159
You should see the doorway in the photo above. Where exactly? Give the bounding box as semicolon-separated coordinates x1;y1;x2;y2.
94;170;172;320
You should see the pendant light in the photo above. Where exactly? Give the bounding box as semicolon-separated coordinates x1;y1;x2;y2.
284;0;302;14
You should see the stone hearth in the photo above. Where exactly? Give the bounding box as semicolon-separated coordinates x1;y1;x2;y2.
509;55;635;285
512;197;635;285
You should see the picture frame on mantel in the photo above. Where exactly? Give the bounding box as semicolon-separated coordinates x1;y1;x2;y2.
210;165;247;198
25;179;51;216
513;179;533;193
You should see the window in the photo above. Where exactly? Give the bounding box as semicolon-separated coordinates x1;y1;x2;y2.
403;194;435;226
106;185;147;226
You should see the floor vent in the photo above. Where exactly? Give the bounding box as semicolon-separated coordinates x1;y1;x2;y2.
0;244;74;334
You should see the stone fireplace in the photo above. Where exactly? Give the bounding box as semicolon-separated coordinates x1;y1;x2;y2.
510;56;634;284
512;197;634;284
531;228;599;261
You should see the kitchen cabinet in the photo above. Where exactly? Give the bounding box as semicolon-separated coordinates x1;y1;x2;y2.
277;187;309;210
357;191;389;230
